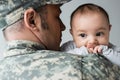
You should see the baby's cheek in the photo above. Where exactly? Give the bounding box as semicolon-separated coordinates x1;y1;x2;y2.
99;38;109;45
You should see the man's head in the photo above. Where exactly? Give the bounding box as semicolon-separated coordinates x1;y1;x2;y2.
0;0;71;29
70;3;111;50
0;0;71;51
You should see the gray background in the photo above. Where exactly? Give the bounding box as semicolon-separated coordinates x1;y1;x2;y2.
0;0;120;58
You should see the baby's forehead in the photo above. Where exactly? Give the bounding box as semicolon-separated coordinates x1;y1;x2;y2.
71;16;109;32
72;12;109;24
73;9;109;23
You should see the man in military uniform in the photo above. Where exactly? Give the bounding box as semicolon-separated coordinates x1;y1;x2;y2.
0;0;120;80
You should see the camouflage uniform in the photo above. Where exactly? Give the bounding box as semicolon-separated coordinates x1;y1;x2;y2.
0;40;120;80
0;0;120;80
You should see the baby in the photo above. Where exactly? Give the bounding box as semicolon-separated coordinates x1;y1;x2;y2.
61;3;120;66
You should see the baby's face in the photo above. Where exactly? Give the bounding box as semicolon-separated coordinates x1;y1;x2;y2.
70;12;111;50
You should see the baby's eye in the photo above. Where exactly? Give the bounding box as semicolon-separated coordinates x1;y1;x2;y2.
79;33;87;38
96;32;104;36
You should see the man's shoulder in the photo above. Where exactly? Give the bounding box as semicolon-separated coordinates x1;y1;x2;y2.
0;50;82;80
0;50;120;80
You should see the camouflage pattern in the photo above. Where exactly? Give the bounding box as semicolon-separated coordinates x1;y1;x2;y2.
0;0;71;30
0;40;120;80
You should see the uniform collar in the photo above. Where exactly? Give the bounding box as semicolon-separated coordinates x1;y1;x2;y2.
4;40;46;57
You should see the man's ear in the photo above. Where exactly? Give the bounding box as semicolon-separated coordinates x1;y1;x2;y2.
24;8;39;31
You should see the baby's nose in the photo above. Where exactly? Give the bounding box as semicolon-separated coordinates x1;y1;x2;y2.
87;37;98;48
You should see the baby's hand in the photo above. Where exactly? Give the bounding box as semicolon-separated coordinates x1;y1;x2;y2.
92;45;109;54
87;45;103;54
93;45;102;54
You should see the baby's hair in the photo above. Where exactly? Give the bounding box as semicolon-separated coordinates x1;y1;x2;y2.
70;3;110;27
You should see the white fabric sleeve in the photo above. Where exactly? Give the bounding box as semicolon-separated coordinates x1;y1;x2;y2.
60;41;76;52
61;41;89;56
101;45;120;67
67;46;89;56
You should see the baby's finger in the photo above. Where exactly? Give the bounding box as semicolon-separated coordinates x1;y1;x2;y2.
97;46;102;53
88;48;94;53
93;46;99;53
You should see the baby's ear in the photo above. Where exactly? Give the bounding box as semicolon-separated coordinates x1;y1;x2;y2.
69;29;73;35
109;24;112;31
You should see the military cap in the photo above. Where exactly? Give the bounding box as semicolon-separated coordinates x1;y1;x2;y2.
0;0;71;30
